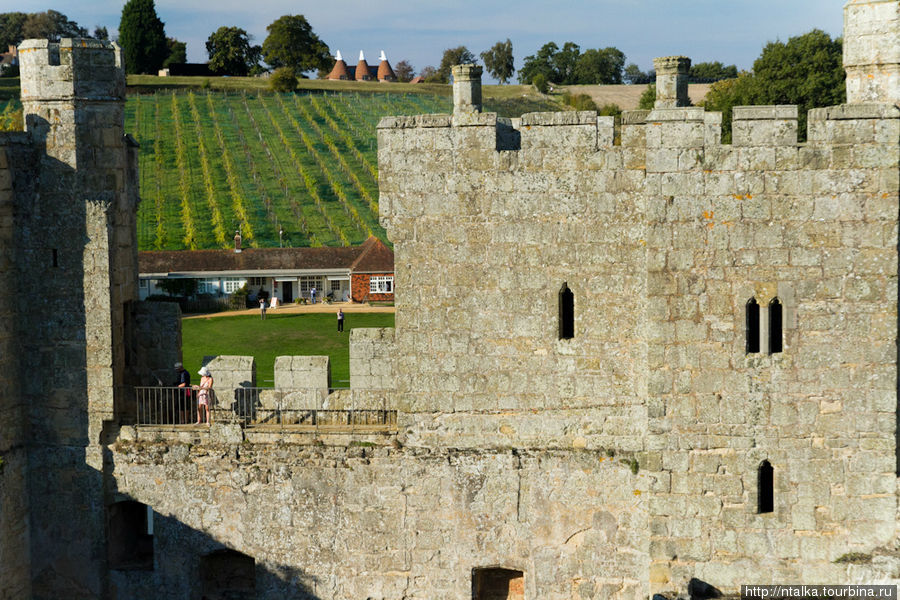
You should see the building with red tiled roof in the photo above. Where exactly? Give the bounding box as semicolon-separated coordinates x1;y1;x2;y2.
138;236;393;304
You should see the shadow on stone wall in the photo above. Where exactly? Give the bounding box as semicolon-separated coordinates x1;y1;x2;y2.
106;492;322;600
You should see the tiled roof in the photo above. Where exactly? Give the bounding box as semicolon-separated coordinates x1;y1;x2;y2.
139;237;393;276
327;58;350;80
350;237;395;272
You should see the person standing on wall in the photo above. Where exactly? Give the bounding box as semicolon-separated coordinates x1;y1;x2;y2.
174;362;191;424
194;366;213;425
337;308;344;332
259;297;267;320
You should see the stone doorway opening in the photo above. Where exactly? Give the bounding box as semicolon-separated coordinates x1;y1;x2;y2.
200;549;255;600
472;567;525;600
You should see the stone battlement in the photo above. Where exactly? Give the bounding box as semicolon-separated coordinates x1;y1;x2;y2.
18;38;124;102
378;102;900;154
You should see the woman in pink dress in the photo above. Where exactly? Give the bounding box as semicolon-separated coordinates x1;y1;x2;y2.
194;366;213;424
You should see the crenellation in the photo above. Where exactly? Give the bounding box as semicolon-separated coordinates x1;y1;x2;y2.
732;105;799;146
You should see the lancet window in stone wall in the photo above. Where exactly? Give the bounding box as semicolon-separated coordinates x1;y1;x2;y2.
768;298;783;354
758;460;774;514
745;298;760;354
472;567;525;600
107;500;154;570
559;283;574;340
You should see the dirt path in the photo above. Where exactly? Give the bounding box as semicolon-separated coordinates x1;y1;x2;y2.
183;301;395;320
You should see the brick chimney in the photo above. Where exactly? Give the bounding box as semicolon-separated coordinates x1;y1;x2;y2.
234;230;242;253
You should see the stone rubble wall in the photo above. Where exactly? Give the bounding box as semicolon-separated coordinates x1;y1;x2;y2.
109;441;648;600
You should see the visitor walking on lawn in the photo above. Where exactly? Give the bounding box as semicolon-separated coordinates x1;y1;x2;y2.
337;309;344;332
259;297;266;320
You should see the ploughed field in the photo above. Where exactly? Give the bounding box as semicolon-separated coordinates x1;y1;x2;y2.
126;91;451;250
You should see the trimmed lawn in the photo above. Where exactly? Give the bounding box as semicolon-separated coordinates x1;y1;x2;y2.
182;312;394;387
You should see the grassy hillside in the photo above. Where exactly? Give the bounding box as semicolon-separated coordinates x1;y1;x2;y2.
4;74;563;250
127;90;454;249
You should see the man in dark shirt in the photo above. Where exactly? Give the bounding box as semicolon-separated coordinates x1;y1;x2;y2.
175;362;191;423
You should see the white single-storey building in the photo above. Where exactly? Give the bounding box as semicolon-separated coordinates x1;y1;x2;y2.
138;236;394;304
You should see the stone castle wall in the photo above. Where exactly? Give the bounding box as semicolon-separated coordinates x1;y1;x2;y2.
2;2;900;598
0;39;160;599
109;440;648;600
377;51;900;594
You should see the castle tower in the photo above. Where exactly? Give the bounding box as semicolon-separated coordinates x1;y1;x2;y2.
653;55;691;108
843;0;900;104
13;38;138;598
451;63;482;114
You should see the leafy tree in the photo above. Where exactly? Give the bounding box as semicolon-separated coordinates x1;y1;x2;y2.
0;13;28;49
270;67;298;92
624;63;654;85
261;15;330;76
481;39;514;84
118;0;168;74
163;37;186;67
520;41;624;85
420;65;440;83
700;29;844;141
206;26;260;76
638;84;656;109
532;73;549;94
437;46;476;83
689;61;738;82
573;47;625;84
551;42;580;84
93;26;109;40
394;60;414;83
519;42;559;85
746;29;844;113
22;10;87;41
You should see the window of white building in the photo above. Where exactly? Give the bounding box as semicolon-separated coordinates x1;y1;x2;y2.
222;277;246;294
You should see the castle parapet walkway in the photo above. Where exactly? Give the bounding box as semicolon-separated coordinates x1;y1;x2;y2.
134;386;397;434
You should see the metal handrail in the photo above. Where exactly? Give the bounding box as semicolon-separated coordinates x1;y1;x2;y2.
134;386;397;433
